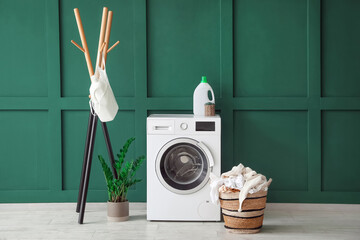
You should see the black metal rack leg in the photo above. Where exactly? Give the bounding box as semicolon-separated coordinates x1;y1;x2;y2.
101;122;118;179
76;112;94;213
78;115;98;224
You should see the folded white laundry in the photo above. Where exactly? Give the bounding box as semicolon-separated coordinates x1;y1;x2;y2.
238;174;263;211
209;173;224;205
223;175;244;190
221;163;245;177
210;163;272;212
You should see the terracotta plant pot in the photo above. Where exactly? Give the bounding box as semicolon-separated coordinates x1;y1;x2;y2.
107;201;129;222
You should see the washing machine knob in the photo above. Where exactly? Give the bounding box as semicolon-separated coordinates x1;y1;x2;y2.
180;123;188;130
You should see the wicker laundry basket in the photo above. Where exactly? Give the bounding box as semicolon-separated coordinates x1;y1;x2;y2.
219;190;267;234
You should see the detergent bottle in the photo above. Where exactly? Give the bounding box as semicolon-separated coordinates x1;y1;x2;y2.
193;76;215;116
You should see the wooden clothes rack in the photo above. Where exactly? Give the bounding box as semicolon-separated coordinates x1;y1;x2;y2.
71;7;120;224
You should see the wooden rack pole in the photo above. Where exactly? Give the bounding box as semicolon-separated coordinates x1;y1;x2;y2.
71;40;85;53
101;11;113;69
107;41;120;53
99;42;106;54
95;7;108;68
74;8;94;77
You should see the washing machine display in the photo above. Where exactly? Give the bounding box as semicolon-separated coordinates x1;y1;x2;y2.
156;138;211;194
196;121;215;131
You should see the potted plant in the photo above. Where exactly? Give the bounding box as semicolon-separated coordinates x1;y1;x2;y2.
98;137;144;222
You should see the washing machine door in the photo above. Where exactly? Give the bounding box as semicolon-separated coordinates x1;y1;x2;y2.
155;138;214;195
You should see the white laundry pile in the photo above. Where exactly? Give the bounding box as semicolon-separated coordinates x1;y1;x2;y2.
210;163;272;212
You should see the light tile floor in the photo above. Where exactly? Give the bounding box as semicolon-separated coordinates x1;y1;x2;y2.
0;203;359;240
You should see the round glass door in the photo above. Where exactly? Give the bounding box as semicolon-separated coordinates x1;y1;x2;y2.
156;138;211;194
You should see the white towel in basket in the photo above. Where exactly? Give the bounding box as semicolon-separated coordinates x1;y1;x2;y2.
210;163;272;212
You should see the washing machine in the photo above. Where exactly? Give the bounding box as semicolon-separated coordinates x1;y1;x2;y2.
147;114;221;221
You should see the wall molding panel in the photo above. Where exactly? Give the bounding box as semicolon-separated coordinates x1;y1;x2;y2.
0;0;359;203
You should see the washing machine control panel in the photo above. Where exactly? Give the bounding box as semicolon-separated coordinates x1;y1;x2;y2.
147;115;220;135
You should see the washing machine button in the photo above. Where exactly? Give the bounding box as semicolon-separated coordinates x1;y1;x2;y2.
180;123;188;130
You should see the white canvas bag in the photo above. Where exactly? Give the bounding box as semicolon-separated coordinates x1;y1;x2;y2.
89;59;118;122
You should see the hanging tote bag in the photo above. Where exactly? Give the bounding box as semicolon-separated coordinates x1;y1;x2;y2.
89;59;118;122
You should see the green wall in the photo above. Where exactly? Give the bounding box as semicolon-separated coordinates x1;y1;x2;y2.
0;0;359;203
